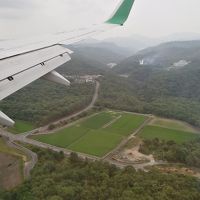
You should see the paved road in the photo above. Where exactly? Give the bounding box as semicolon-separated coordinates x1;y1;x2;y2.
0;115;164;173
6;139;38;179
0;128;99;161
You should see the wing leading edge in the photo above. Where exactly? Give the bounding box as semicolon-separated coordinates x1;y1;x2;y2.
0;0;135;126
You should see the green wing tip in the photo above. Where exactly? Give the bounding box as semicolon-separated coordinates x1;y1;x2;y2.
106;0;135;25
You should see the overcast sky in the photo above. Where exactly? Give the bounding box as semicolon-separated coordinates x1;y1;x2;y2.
0;0;200;39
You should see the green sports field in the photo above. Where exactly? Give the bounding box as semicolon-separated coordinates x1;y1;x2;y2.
139;125;200;144
33;111;147;157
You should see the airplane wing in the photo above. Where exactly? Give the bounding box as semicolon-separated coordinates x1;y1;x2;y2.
0;0;135;126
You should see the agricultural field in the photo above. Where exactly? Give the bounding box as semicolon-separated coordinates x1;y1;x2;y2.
33;111;147;157
8;120;35;134
139;125;200;144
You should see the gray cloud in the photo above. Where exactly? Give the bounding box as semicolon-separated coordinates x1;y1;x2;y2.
0;0;38;19
0;0;35;9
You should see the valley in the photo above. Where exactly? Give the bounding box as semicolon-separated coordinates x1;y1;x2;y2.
1;38;200;199
1;0;200;199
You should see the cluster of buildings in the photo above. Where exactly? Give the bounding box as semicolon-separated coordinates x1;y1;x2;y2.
65;75;102;84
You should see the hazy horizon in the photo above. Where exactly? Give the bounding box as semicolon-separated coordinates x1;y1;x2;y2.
0;0;200;40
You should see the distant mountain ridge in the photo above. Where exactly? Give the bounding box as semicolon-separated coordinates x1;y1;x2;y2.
104;32;200;53
114;40;200;74
58;40;131;75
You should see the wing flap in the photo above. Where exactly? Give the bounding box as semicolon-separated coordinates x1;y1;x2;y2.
0;0;135;126
0;45;72;81
0;52;71;101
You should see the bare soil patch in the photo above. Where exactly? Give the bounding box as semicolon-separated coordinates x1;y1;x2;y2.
0;153;23;190
156;165;200;179
112;137;155;164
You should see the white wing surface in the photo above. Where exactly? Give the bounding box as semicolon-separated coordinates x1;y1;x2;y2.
0;0;135;126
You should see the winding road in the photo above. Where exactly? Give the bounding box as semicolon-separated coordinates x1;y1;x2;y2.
0;81;100;178
5;138;38;179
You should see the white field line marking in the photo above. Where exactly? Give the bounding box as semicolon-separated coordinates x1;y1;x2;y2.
102;115;122;129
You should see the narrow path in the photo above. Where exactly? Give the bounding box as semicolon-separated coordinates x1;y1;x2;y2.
132;117;154;137
102;115;122;128
102;117;153;160
3;135;37;179
101;116;166;170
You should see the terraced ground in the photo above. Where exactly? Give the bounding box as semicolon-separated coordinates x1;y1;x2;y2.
150;117;198;133
33;111;147;157
139;118;200;144
0;137;27;189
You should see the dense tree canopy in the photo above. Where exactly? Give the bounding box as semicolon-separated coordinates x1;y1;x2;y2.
0;80;94;126
0;148;200;200
140;138;200;168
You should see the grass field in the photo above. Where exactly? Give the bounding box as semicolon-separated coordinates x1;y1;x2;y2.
33;111;147;157
69;130;123;156
139;125;200;144
8;120;35;134
151;117;198;133
104;113;146;136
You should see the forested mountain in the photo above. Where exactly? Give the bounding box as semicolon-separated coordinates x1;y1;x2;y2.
104;35;157;52
75;40;131;58
99;41;200;126
115;40;200;102
104;33;200;54
116;40;200;70
57;41;130;75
